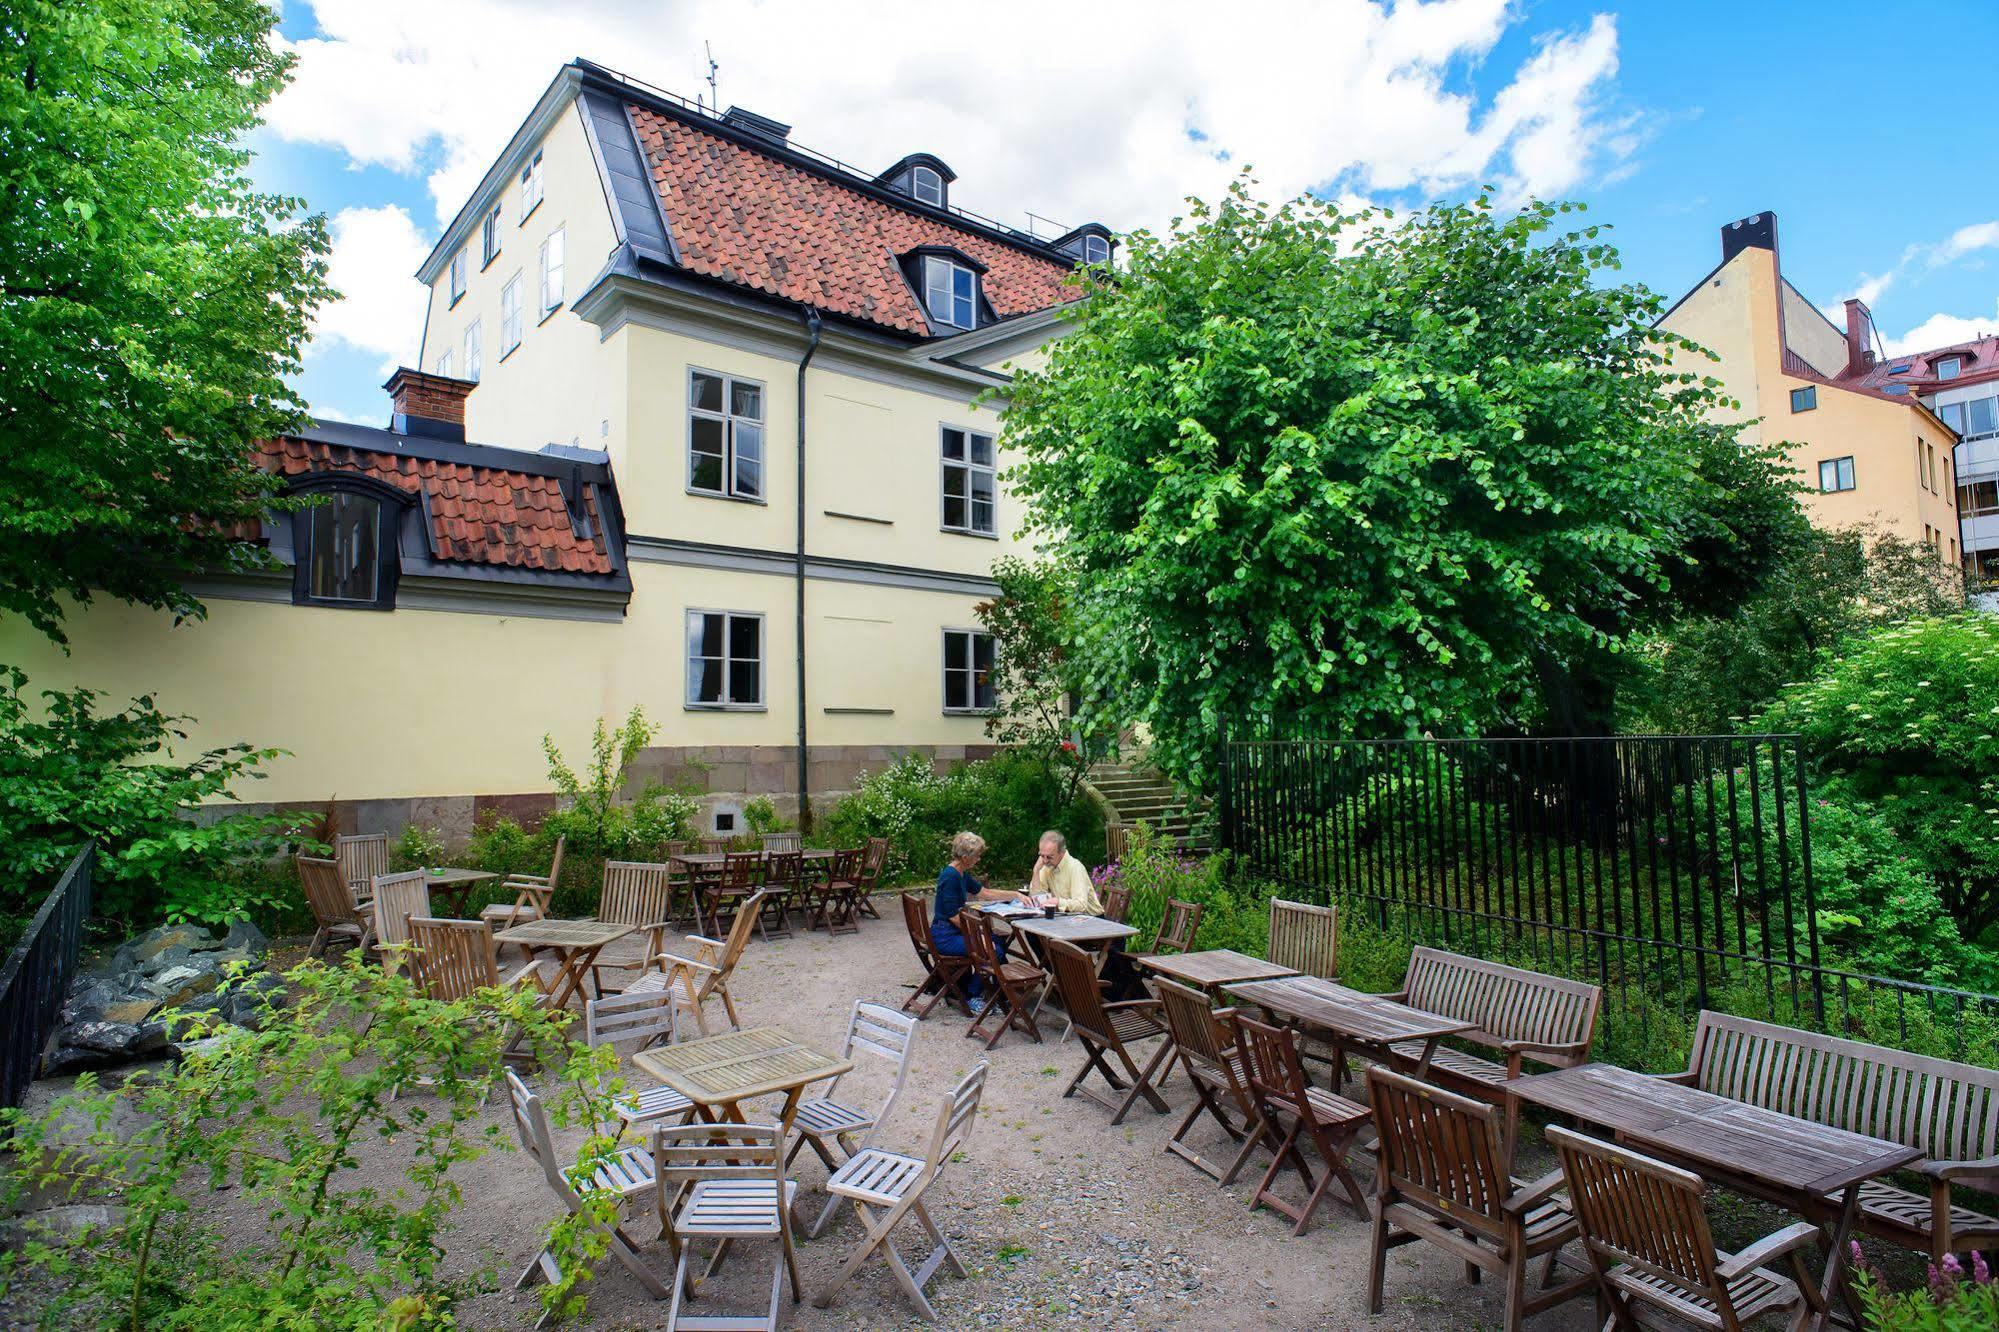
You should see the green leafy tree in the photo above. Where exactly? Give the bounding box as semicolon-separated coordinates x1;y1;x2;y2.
1;0;332;643
973;557;1113;800
1001;181;1795;788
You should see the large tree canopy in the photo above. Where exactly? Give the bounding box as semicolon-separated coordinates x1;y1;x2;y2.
0;0;331;643
1002;184;1796;786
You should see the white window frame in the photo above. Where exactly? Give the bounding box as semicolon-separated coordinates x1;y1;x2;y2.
539;226;564;319
448;249;467;305
499;273;523;357
480;206;501;267
1082;234;1110;265
942;628;997;715
518;150;544;222
434;348;453;378
686;368;766;501
1936;356;1964;381
922;255;977;329
911;165;944;206
685;609;766;711
463;319;483;384
1818;456;1855;493
940;424;997;536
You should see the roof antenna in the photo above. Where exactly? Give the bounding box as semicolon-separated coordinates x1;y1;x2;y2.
703;42;719;113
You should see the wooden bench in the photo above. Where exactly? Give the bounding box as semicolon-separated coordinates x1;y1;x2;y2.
1669;1010;1999;1263
1383;947;1602;1098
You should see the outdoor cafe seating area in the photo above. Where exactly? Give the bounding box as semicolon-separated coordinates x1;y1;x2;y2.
299;830;1999;1331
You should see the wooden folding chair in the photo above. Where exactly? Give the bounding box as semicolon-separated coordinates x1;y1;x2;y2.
957;909;1045;1049
700;851;764;939
698;836;733;855
368;870;431;974
899;893;972;1018
1546;1125;1826;1332
652;1121;799;1332
480;835;565;936
1046;936;1171;1123
759;832;801;854
854;836;887;919
1154;978;1265;1185
753;851;798;941
406;916;548;1076
1149;897;1203;955
1236;1013;1371;1236
1101;881;1131;924
506;1068;666;1327
1366;1065;1591;1332
791;1002;920;1236
633;890;766;1036
1267;899;1336;978
588;861;676;995
298;854;369;957
585;988;698;1139
819;849;866;936
813;1062;987;1322
335;832;389;903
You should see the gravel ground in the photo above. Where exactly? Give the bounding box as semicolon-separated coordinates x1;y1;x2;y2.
21;914;1618;1331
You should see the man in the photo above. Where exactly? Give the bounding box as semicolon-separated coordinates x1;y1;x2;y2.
1026;830;1103;915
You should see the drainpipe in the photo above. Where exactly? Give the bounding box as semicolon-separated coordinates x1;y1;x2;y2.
795;307;823;832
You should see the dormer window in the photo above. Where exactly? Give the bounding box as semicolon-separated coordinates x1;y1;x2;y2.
1937;355;1964;381
1082;234;1111;265
911;165;945;207
287;478;404;610
924;256;977;330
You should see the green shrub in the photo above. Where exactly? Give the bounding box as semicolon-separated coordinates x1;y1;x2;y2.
1854;1247;1999;1330
0;666;311;937
389;823;448;872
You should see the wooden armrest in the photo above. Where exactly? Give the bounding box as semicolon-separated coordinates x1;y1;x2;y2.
1104;998;1161;1014
686;934;723;950
503;960;549;993
1717;1222;1821;1279
1920;1155;1999;1181
1501;1038;1589;1057
1379;990;1410;1004
642;920;674;934
1501;1169;1568;1216
1649;1070;1698;1086
658;952;721;976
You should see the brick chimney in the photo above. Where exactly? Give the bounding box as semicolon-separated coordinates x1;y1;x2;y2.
383;366;473;442
1843;299;1876;377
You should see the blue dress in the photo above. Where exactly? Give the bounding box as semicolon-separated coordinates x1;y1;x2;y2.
931;864;1004;995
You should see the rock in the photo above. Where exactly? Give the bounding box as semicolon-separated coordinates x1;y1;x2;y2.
61;1020;143;1055
99;996;162;1026
205;947;256;975
41;1044;117;1077
59;980;121;1025
146;963;218;1007
128;923;211;963
221;920;269;957
171;1030;245;1062
0;1204;124;1252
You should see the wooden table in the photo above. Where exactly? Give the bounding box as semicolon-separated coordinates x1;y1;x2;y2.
492;918;634;1009
422;866;500;917
1509;1062;1921;1330
1135;949;1299;995
667;850;835;873
632;1025;852;1132
1226;975;1475;1078
1007;914;1141;1037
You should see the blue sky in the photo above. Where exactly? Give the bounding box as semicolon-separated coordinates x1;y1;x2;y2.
257;1;1999;426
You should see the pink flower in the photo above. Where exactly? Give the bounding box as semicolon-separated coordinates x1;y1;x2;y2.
1972;1250;1991;1285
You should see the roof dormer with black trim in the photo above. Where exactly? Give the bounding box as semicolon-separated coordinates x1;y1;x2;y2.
1052;222;1116;267
878;153;956;210
898;244;992;333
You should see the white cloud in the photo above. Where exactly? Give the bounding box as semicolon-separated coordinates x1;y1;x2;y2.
268;0;1633;242
1881;303;1999;359
1937;220;1999;265
314;204;429;371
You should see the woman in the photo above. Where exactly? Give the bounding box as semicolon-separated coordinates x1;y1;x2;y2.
931;831;1026;1012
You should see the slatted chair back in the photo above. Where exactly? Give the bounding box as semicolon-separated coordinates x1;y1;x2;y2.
505;1068;571;1196
699;836;734;855
761;832;802;853
408;916;503;1001
598;860;673;927
1236;1012;1315;1125
1153;897;1203;954
762;850;804;893
1101;882;1131;924
336;832;389;895
585;987;679;1050
1365;1064;1510;1243
1546;1125;1725;1305
1268;899;1337;980
1047;935;1116;1042
720;849;765;892
821;1001;919;1140
923;1061;989;1170
1155;977;1233;1073
1687;1010;1999;1171
298;855;360;928
957;908;1006;975
901;892;933;956
1104;824;1130;863
1401;946;1601;1066
859;837;889;889
713;888;766;974
652;1119;785;1190
370;871;431;966
524;834;566;888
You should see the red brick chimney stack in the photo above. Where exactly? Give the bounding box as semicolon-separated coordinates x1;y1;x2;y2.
383;366;473;442
1843;299;1876;377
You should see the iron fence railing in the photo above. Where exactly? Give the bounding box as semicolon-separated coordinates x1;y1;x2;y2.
1218;732;1999;1059
1;845;94;1115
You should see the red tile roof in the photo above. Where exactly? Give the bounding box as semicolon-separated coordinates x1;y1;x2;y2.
262;436;614;575
1843;333;1999;395
628;106;1080;337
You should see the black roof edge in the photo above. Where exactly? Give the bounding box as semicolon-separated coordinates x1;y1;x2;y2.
1051;221;1114;249
903;243;990;274
294;418;617;486
876;152;957;185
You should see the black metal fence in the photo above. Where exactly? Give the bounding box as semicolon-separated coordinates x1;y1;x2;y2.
1218;734;1999;1060
1;845;94;1114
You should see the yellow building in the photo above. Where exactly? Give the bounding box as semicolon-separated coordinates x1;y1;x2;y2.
1657;211;1959;562
2;60;1116;837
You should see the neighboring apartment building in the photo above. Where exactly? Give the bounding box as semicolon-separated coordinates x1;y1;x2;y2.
3;59;1115;836
1840;324;1999;585
1657;212;1960;563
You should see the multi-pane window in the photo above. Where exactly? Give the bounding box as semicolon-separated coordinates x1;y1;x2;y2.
539;227;564;317
911;165;944;206
1940;396;1999;440
687;370;764;499
434;349;453;377
448;249;467;305
1818;456;1855;492
923;256;976;329
941;426;996;534
500;273;523;355
519;150;544;221
686;611;763;708
1789;385;1816;412
464;320;482;383
1937;356;1964;381
305;492;381;604
1959;480;1999;517
942;629;996;713
1082;234;1111;265
481;207;501;266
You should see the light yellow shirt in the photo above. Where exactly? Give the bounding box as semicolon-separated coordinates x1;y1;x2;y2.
1030;853;1103;915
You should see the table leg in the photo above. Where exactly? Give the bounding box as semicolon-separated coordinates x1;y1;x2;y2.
543;947;594;1011
1816;1184;1863;1332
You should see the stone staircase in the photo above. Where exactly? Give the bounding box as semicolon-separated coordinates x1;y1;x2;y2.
1087;760;1212;855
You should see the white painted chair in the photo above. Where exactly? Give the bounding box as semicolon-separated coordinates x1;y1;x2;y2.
652;1120;800;1332
504;1069;666;1327
813;1062;987;1322
584;988;697;1139
789;1002;920;1237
